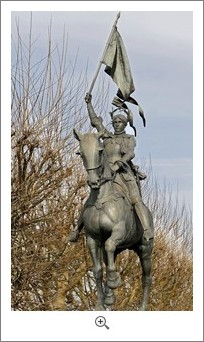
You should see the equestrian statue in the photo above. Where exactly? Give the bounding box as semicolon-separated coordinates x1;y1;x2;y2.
68;93;154;310
68;12;154;310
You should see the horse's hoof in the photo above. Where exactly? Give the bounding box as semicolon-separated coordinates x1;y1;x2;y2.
95;305;106;311
104;293;115;305
107;272;121;289
137;304;146;311
68;231;79;242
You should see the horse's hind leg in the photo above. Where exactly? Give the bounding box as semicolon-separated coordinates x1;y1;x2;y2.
86;235;106;311
136;238;154;311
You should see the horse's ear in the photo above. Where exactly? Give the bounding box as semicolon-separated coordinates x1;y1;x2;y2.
73;128;83;141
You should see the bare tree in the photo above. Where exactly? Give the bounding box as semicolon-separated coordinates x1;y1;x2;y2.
11;14;91;310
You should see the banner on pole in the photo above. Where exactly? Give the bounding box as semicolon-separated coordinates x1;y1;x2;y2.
101;26;146;127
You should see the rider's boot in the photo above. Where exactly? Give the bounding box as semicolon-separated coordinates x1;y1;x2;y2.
133;201;154;241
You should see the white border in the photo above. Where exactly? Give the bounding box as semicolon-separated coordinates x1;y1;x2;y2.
1;1;203;341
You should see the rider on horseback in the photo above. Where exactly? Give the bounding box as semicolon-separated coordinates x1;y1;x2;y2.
68;93;154;243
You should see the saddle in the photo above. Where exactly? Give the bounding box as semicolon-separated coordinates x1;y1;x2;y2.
85;191;126;210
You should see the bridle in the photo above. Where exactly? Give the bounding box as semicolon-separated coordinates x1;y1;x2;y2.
85;163;102;171
84;152;115;184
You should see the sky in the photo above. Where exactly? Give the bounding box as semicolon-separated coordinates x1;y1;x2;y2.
2;1;203;342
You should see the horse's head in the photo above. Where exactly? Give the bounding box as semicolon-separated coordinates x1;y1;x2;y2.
74;129;104;189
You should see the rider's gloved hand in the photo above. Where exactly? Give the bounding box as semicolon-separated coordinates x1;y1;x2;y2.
85;93;92;103
110;163;119;173
116;161;124;169
110;160;123;173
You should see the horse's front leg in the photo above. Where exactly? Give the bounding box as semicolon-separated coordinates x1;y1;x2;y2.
102;247;116;307
105;222;125;289
86;235;106;311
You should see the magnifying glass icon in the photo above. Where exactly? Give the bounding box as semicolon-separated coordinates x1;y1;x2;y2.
95;316;110;329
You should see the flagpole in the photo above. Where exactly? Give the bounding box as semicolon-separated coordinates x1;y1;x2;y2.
87;12;121;95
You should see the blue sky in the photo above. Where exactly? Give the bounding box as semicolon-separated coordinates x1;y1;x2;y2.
2;1;203;341
11;9;193;210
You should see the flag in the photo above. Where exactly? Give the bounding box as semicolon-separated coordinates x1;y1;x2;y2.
102;26;135;100
102;26;146;127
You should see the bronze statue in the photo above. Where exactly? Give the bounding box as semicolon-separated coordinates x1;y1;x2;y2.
68;12;154;310
69;93;154;311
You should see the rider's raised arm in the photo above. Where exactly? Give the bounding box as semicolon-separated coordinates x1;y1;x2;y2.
85;93;106;132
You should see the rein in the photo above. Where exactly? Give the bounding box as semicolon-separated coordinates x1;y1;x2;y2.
100;173;116;185
85;163;102;171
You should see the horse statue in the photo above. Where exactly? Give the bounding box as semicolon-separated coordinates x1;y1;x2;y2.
73;129;154;311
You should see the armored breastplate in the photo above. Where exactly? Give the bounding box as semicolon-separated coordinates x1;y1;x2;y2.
104;137;122;164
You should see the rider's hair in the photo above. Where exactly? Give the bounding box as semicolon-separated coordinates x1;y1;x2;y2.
112;113;128;124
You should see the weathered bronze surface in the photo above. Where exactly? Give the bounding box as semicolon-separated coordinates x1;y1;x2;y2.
69;94;154;310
